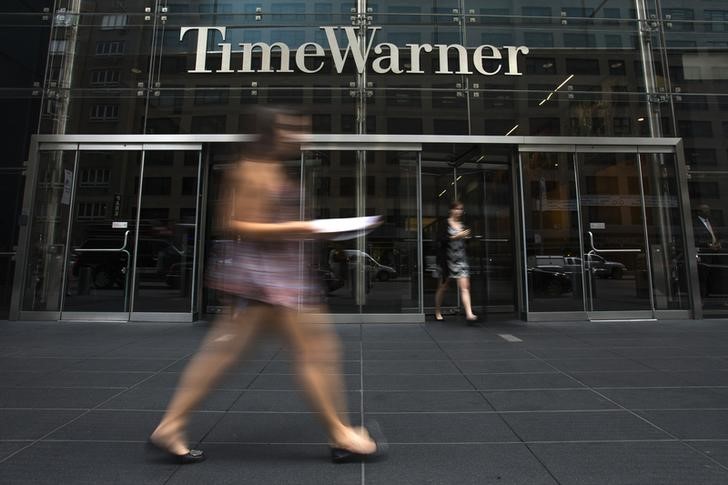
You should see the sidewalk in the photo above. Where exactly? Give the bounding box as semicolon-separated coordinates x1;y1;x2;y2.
1;318;728;484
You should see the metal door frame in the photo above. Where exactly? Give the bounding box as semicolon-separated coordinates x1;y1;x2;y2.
518;141;696;322
11;139;202;322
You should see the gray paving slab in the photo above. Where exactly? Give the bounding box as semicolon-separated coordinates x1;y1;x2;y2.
0;442;30;461
466;372;584;390
364;413;519;443
248;373;361;390
599;388;728;410
482;389;619;412
0;441;178;485
456;358;559;373
0;388;122;409
686;440;728;468
203;412;339;443
364;444;558;485
528;442;728;485
231;390;360;413
167;444;360;485
501;411;672;442
99;388;243;411
365;390;493;413
0;410;84;439
364;374;473;390
636;410;728;439
46;410;220;442
364;360;460;374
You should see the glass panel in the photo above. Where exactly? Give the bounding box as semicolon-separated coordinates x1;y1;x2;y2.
689;172;728;316
133;151;200;313
63;151;142;313
422;144;516;317
362;150;419;314
640;153;690;310
151;5;358;134
458;158;516;313
578;152;651;313
303;150;360;313
421;163;456;314
40;6;153;134
521;152;584;312
22;151;75;311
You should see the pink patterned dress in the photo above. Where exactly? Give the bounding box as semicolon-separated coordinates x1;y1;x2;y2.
205;178;316;309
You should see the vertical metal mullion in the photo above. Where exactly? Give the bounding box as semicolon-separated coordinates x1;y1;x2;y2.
674;141;701;319
517;151;530;316
356;149;366;311
636;152;657;317
299;150;305;311
573;151;590;315
58;148;80;318
10;138;43;319
416;151;424;314
190;149;204;315
128;150;145;319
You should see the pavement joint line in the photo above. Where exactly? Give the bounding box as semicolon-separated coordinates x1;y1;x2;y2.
0;350;198;466
522;347;728;475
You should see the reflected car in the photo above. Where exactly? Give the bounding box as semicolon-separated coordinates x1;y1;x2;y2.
342;250;397;281
528;267;573;296
72;238;182;289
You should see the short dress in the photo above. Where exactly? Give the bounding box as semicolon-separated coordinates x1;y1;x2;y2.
446;224;470;279
205;180;317;310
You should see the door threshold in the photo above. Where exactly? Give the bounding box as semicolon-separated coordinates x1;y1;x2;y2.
589;318;657;323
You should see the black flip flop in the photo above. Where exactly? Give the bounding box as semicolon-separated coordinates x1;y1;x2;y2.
331;421;389;463
146;439;206;464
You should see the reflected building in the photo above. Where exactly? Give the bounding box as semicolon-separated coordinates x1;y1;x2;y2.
3;0;728;321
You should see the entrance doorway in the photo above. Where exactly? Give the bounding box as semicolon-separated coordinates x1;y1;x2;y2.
520;146;693;320
18;143;202;321
421;144;517;318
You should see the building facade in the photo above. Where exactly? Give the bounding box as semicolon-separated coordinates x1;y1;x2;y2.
4;0;728;322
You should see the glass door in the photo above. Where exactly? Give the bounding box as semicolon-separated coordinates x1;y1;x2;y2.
302;149;421;317
62;148;142;320
421;153;517;317
520;147;688;320
577;152;654;319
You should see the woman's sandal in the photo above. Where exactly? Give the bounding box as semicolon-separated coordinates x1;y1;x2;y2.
146;437;206;464
331;421;389;464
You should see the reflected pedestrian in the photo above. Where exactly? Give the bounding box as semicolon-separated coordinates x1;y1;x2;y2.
148;107;385;464
434;201;479;324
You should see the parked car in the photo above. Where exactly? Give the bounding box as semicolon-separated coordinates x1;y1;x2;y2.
587;253;627;279
527;266;573;296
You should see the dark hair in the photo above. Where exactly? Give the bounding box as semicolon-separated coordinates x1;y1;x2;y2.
239;106;300;159
450;200;464;210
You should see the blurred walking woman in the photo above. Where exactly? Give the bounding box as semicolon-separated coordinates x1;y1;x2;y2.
434;201;478;323
148;107;384;464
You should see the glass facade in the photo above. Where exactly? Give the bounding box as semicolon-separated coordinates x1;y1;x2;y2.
5;0;728;320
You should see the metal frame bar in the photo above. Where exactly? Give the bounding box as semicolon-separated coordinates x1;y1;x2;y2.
33;134;682;146
675;140;702;318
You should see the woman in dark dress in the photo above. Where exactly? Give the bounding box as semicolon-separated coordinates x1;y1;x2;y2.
434;201;478;323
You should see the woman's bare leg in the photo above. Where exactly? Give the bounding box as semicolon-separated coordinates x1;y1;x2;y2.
274;307;375;454
434;278;450;320
457;277;477;320
150;305;264;455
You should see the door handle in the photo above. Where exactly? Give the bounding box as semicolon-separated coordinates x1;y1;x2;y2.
73;230;131;253
587;231;641;254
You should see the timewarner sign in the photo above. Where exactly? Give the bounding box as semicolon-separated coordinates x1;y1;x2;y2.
180;26;529;76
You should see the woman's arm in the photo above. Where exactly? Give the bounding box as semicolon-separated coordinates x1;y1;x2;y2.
229;219;315;239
